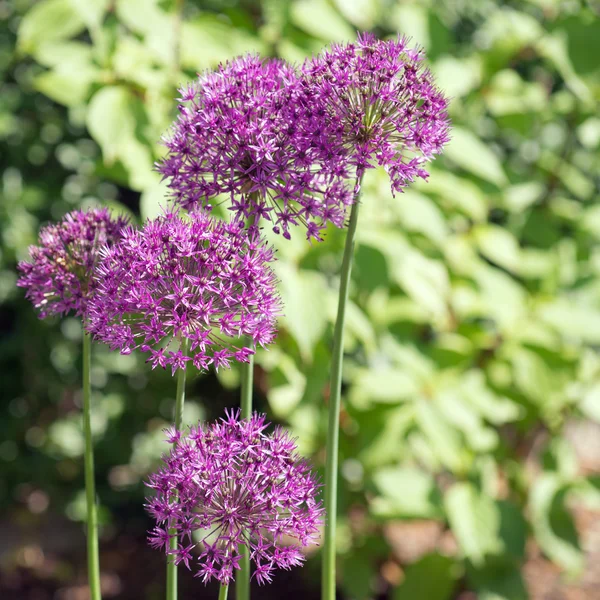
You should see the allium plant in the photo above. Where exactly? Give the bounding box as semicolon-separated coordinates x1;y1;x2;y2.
300;34;451;600
86;210;281;373
158;54;353;242
145;411;323;585
17;207;129;318
88;210;282;600
17;207;129;600
301;32;450;193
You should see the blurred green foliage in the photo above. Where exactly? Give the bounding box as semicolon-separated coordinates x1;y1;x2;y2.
1;0;600;598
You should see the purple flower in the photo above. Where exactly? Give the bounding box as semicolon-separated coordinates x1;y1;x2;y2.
17;208;128;319
86;210;281;373
301;33;450;193
145;410;323;584
158;54;353;242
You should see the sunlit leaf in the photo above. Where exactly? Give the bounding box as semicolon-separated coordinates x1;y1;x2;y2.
291;0;355;41
445;482;502;565
18;0;85;53
371;467;442;519
530;475;584;574
445;128;508;187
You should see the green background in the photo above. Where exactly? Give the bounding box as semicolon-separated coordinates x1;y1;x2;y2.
1;0;600;598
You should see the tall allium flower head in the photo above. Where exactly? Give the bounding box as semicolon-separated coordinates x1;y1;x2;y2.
159;54;353;242
17;208;128;318
145;410;323;584
87;211;281;373
302;33;450;193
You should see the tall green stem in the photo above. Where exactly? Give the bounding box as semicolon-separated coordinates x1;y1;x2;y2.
219;583;230;600
166;337;189;600
322;179;363;600
236;352;254;600
82;331;101;600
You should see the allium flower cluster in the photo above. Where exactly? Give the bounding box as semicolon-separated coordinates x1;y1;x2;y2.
145;411;323;584
159;54;353;242
86;211;281;373
301;33;450;193
17;208;128;318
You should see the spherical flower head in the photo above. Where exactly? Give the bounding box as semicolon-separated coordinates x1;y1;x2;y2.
158;54;353;242
301;33;451;193
145;410;324;585
17;208;129;319
86;210;282;373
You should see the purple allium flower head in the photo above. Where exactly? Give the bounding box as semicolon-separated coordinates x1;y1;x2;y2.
86;210;281;373
17;208;128;319
145;410;323;585
301;33;450;193
158;54;353;242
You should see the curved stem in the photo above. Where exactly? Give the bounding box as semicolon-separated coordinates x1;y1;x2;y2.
219;583;230;600
322;178;363;600
82;331;102;600
166;337;189;600
236;352;254;600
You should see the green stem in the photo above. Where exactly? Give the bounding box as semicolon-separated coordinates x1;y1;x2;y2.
322;178;363;600
82;331;101;600
219;583;230;600
166;337;189;600
236;352;254;600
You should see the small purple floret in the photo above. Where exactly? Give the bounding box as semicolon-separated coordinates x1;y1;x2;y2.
86;210;281;373
17;208;128;319
145;410;324;584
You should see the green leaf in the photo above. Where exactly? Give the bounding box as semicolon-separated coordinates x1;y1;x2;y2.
390;4;429;48
181;16;266;70
140;179;170;220
581;381;600;422
342;551;375;600
70;0;110;30
350;368;419;408
394;553;458;600
395;251;450;324
433;55;482;99
392;191;448;245
554;15;600;76
471;263;527;331
503;182;544;213
30;40;94;68
460;372;522;425
87;86;136;164
445;128;507;187
497;501;527;559
86;86;155;189
530;475;583;574
436;390;498;453
445;482;502;565
115;0;176;65
333;0;378;29
353;244;388;292
371;467;442;519
18;0;85;54
538;300;600;345
290;0;355;41
467;561;528;600
416;400;465;473
536;33;594;106
420;170;487;222
358;406;413;468
34;67;97;106
474;225;521;273
276;265;329;361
